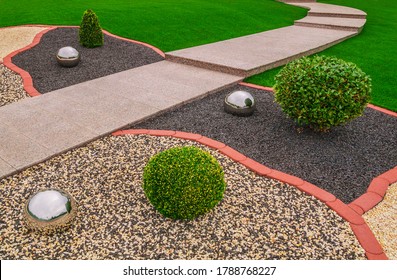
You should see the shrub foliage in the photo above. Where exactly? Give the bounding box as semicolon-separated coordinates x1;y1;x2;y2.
274;55;371;132
79;9;104;48
143;146;226;220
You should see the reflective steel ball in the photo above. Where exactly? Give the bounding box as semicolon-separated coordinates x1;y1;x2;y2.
56;46;80;67
224;90;256;116
24;189;77;233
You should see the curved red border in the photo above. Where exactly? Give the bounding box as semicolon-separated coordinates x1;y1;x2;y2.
241;82;397;210
239;82;397;118
1;25;165;97
1;25;394;259
2;27;56;96
112;129;388;260
102;30;165;58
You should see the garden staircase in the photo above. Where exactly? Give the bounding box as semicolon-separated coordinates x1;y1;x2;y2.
166;0;367;77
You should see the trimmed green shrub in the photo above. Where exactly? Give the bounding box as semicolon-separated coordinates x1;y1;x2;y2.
143;146;226;220
79;9;104;48
274;55;371;132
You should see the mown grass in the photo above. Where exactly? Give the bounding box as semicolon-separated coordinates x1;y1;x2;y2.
0;0;306;52
246;0;397;112
1;0;394;111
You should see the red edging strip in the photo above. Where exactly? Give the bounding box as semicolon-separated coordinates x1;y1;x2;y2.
102;30;165;58
238;82;274;92
349;166;397;214
1;25;165;97
112;128;388;260
241;82;397;118
367;104;397;118
2;27;56;97
241;82;397;207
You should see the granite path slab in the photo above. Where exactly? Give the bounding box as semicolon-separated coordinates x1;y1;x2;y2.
0;0;368;179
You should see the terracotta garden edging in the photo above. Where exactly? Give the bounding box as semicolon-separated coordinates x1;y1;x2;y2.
2;26;56;97
112;128;388;260
1;24;165;97
240;81;397;259
1;24;395;260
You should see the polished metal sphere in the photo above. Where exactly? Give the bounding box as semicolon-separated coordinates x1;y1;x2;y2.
224;90;256;116
24;189;77;233
56;46;80;67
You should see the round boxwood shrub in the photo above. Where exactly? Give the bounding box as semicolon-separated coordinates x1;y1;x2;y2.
274;55;371;132
79;9;104;48
143;146;226;220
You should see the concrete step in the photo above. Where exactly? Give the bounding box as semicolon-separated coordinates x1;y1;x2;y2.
289;2;367;19
278;0;317;3
166;26;356;77
295;16;366;32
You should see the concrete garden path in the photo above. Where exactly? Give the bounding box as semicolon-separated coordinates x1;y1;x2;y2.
167;0;366;76
0;0;367;178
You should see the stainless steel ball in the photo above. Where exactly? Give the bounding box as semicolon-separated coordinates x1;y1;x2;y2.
224;90;256;116
24;189;77;233
56;46;80;67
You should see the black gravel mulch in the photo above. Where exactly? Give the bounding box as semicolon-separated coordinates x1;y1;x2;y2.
9;27;396;204
132;85;397;204
11;27;164;93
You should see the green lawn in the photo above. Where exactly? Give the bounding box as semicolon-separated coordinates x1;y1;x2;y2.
0;0;305;52
246;0;397;112
1;0;395;112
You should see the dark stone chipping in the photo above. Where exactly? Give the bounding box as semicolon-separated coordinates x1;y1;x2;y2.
11;27;164;93
132;85;397;203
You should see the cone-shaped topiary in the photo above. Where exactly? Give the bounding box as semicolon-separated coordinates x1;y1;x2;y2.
274;55;371;132
79;9;104;48
143;146;226;220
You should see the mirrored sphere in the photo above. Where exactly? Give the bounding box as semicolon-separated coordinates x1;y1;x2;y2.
56;46;80;67
224;90;256;116
57;46;79;59
25;189;77;233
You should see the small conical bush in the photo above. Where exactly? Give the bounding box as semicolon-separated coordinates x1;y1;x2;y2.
79;9;104;48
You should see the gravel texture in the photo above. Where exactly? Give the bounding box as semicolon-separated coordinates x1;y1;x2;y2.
0;64;29;107
364;183;397;260
0;134;365;260
11;27;164;93
132;85;397;204
0;26;47;61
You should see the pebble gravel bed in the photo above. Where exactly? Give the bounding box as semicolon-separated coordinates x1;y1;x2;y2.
364;183;397;259
0;64;29;107
11;27;164;94
0;134;365;260
0;26;47;60
132;85;397;204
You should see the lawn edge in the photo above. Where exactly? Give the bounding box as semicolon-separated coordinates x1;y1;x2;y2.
240;82;397;117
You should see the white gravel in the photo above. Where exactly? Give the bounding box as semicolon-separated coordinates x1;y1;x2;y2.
0;64;29;107
0;26;47;61
0;26;47;106
364;182;397;259
0;134;366;260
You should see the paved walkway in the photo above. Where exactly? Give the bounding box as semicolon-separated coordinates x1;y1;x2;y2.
0;62;241;177
0;0;367;179
167;1;366;76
